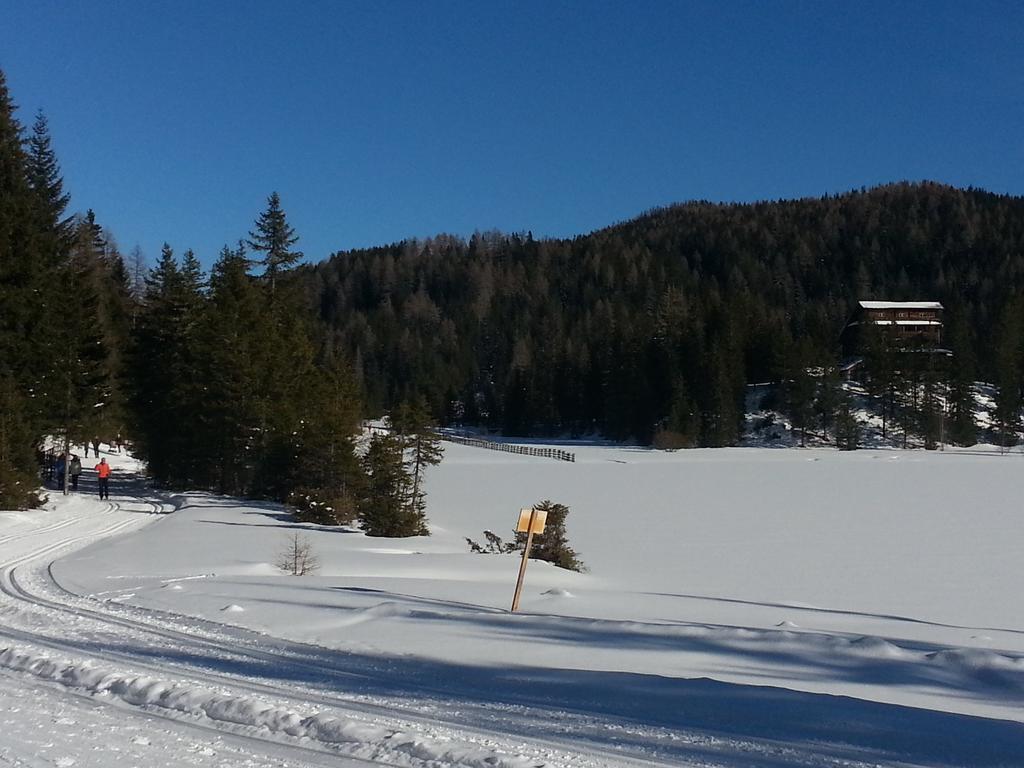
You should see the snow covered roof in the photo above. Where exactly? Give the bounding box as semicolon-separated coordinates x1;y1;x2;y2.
847;319;942;327
858;301;943;310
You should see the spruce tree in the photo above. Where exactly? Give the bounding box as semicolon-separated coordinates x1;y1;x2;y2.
862;324;897;439
359;432;423;537
25;110;70;241
287;361;364;524
782;339;816;446
992;298;1023;448
834;386;861;450
196;243;264;493
390;397;443;528
517;500;584;572
246;191;302;294
128;244;205;485
945;309;977;446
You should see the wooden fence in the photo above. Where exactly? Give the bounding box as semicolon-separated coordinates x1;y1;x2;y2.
442;434;575;462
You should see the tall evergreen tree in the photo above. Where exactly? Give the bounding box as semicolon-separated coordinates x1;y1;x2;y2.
25;110;70;240
945;309;977;446
246;191;302;294
992;298;1023;448
390;397;443;530
128;244;206;484
782;339;816;446
359;432;421;537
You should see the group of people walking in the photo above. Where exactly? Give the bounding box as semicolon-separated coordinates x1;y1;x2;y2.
53;450;112;499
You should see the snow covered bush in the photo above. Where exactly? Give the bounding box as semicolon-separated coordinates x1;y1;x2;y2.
287;487;358;526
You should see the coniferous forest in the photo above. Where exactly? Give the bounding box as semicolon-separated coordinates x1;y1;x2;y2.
5;67;1024;513
308;183;1024;446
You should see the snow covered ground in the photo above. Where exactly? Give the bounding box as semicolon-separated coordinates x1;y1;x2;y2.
2;443;1024;766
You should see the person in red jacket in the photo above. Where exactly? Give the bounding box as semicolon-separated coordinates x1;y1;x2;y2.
95;458;111;500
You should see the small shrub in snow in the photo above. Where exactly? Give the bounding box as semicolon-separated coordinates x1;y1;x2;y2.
521;500;585;572
465;530;517;554
467;500;586;573
276;533;320;576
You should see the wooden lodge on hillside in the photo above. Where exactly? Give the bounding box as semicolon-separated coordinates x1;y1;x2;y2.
841;300;947;378
852;301;943;346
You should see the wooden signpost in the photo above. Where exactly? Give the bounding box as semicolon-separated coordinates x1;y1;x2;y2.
510;506;547;612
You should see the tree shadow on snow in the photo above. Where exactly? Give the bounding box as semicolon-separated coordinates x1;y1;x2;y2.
54;632;1024;768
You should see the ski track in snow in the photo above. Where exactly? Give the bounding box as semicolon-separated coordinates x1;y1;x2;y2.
0;491;678;767
2;451;1024;767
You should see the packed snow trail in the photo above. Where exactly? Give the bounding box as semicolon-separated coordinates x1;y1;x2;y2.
2;450;1024;767
0;466;688;767
0;468;575;767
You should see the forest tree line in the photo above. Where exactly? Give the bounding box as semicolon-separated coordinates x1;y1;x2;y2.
0;70;440;533
7;66;1024;511
306;182;1024;447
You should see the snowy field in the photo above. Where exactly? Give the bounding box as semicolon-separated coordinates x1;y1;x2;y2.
2;443;1024;766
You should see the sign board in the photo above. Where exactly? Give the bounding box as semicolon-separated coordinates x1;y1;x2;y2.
515;507;547;534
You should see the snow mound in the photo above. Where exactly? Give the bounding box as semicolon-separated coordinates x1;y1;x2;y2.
775;620;798;628
928;648;1022;673
0;647;540;768
542;588;574;598
221;604;245;613
848;636;906;658
363;548;418;555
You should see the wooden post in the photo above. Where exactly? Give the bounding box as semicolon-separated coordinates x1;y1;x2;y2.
511;507;537;613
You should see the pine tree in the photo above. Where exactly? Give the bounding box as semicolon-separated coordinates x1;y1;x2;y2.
834;386;861;450
46;230;110;490
246;191;302;294
782;339;816;446
359;432;423;537
654;376;699;448
287;362;364;524
992;299;1023;448
25;110;70;241
517;500;584;572
919;360;943;450
0;69;36;502
195;243;264;493
814;362;841;441
862;324;897;439
128;244;206;485
0;70;85;503
390;397;443;528
945;309;977;446
0;374;38;507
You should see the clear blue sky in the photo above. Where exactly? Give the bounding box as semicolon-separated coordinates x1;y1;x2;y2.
3;1;1022;268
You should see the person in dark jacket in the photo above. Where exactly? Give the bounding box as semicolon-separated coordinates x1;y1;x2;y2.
55;453;66;490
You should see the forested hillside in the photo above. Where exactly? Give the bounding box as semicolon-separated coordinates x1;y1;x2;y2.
6;60;1024;513
308;184;1024;444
